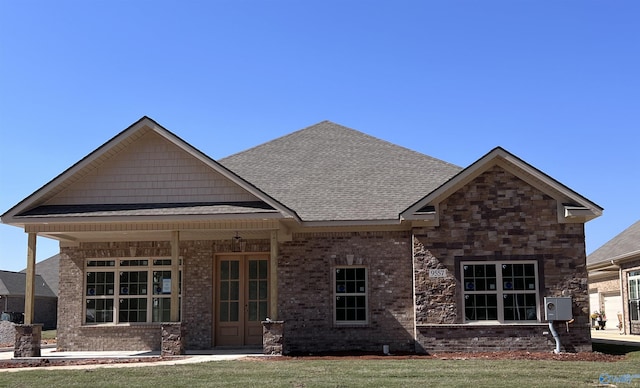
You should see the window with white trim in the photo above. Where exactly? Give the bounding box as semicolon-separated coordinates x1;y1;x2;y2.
334;267;368;324
84;258;181;324
629;270;640;322
462;261;539;322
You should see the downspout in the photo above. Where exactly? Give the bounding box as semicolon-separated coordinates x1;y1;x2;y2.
614;260;625;334
548;321;561;354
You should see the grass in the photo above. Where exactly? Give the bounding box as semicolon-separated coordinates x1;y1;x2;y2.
40;330;56;340
1;352;639;388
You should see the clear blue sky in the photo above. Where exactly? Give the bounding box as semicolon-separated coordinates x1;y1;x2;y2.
1;1;638;272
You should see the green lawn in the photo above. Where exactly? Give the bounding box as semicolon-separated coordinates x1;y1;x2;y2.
1;352;639;388
40;330;56;340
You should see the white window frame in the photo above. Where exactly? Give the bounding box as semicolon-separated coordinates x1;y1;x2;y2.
629;270;640;322
83;257;182;325
461;260;539;323
333;266;368;325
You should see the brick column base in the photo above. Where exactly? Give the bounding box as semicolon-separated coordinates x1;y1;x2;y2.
161;323;185;356
262;320;284;355
14;324;42;358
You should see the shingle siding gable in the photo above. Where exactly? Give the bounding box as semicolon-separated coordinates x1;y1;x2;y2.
46;130;261;206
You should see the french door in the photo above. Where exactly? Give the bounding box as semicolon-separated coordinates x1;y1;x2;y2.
215;254;269;346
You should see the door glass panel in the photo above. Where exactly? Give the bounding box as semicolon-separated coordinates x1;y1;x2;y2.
249;261;257;279
230;280;239;300
220;302;229;322
259;301;268;320
230;261;239;279
249;281;257;300
259;280;268;299
219;260;240;322
248;301;257;321
221;261;229;279
229;302;239;321
259;260;268;278
247;259;268;322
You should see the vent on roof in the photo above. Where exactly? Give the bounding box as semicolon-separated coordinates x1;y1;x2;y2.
415;205;436;214
562;203;591;219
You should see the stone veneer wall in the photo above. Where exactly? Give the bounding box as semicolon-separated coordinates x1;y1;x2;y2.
58;239;270;351
278;231;415;355
413;166;592;352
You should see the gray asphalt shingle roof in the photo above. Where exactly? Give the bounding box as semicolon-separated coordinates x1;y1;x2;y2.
220;121;462;221
21;254;59;296
587;220;640;266
0;270;56;298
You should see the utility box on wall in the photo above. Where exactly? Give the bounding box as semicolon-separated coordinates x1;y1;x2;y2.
544;297;573;321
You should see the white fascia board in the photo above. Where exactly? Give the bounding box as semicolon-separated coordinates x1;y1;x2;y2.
300;219;403;228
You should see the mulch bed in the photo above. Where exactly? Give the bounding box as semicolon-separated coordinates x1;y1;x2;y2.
0;357;169;369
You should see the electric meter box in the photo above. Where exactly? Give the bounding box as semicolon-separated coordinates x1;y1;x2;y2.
544;297;573;321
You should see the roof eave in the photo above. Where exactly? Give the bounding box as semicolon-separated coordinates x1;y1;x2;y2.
9;212;290;225
587;250;640;271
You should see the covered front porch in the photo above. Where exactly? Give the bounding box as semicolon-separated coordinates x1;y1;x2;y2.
14;221;291;357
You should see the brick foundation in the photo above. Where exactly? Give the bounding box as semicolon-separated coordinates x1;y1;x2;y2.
417;323;591;353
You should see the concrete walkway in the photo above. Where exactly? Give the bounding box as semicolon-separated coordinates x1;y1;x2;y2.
591;328;640;347
0;346;267;372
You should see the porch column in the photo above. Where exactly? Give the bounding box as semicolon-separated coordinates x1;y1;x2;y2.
170;231;180;322
270;231;278;320
24;233;37;324
15;233;42;358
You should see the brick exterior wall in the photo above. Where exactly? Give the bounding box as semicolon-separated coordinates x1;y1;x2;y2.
413;166;591;352
278;231;415;355
55;165;593;353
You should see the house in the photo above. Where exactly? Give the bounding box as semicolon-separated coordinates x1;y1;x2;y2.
0;269;57;329
21;254;60;297
587;220;640;335
0;117;603;354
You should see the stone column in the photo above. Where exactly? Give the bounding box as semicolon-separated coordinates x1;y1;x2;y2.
262;320;284;355
14;324;42;358
161;323;185;356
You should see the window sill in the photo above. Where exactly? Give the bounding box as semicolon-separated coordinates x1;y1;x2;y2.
333;322;370;328
81;322;172;328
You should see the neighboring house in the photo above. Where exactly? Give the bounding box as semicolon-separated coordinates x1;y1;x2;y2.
587;220;640;335
0;117;602;353
0;270;57;329
21;254;60;297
